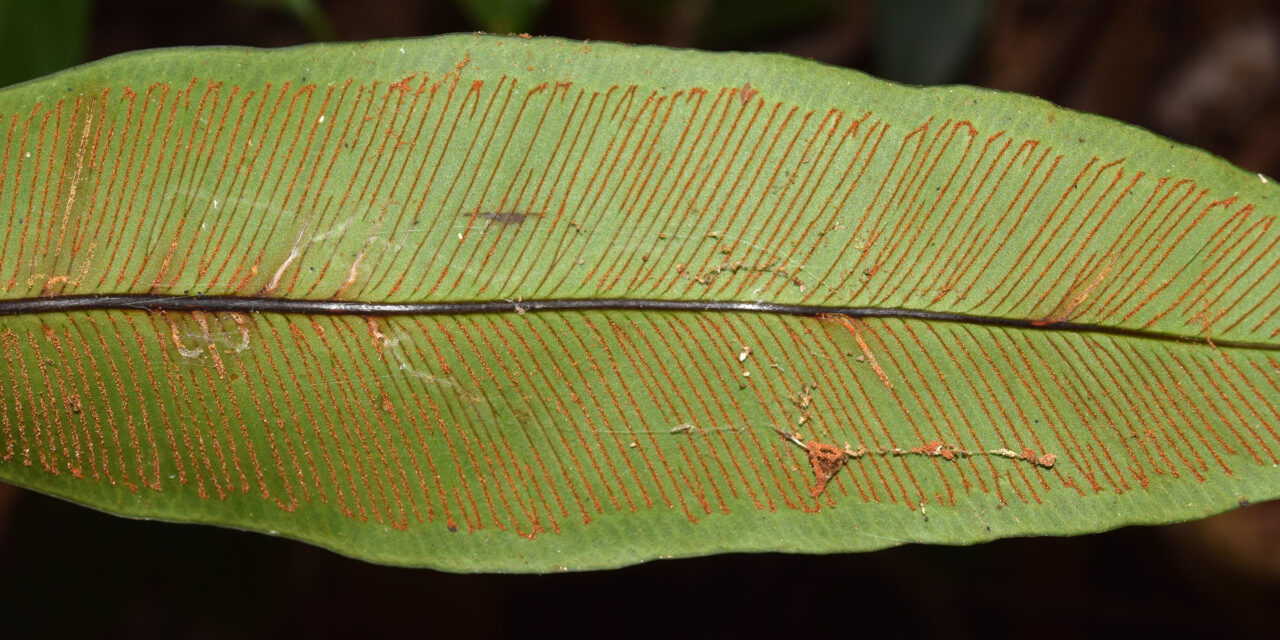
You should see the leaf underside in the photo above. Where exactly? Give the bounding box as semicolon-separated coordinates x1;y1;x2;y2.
0;34;1278;572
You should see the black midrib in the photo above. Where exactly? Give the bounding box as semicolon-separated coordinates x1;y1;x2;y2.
0;294;1268;351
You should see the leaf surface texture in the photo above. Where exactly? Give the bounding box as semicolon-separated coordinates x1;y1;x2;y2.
0;35;1277;571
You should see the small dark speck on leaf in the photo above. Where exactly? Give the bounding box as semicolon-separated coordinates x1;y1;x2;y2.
1240;498;1251;507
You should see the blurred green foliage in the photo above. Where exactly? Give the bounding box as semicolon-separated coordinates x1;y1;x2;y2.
874;0;992;85
455;0;549;34
231;0;335;40
0;0;91;88
0;0;995;90
692;0;840;50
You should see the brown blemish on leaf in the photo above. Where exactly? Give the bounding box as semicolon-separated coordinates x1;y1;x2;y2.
774;427;807;450
805;440;847;497
990;447;1058;469
911;440;958;461
226;313;252;353
39;275;70;297
771;428;847;497
849;325;892;389
823;315;893;389
739;82;757;104
164;312;205;358
790;382;818;426
683;258;806;290
775;428;1058;496
333;249;367;298
1034;253;1117;326
389;74;416;94
478;211;534;225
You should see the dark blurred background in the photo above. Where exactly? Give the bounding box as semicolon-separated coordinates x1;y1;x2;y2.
2;0;1280;637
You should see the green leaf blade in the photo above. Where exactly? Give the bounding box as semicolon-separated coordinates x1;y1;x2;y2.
0;34;1277;571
